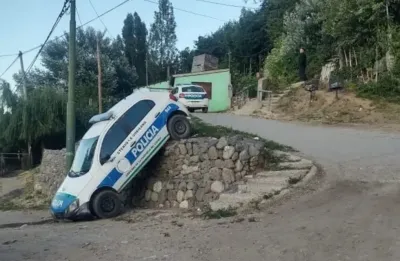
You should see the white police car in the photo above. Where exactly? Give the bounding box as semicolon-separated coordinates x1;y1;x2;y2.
50;88;191;220
171;84;209;113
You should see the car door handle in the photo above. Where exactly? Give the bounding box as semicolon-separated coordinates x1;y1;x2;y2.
130;140;137;147
155;112;160;118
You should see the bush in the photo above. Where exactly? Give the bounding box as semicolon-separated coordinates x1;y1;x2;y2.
231;72;258;98
356;74;400;103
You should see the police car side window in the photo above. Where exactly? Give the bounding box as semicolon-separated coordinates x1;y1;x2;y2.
99;100;155;164
123;100;155;132
100;120;127;164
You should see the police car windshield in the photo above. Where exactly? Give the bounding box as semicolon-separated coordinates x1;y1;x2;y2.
69;136;99;178
182;86;204;93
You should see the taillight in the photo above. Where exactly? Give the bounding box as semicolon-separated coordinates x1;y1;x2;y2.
169;93;177;101
179;93;185;98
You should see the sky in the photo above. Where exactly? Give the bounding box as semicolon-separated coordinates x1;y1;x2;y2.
0;0;259;89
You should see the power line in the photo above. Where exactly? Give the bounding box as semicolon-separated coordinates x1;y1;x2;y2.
0;55;19;78
76;7;83;26
0;53;19;58
196;0;256;9
79;0;131;29
89;0;113;38
144;0;226;22
8;0;131;59
26;0;71;73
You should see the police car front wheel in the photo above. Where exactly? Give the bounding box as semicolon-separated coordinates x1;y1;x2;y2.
92;190;123;219
168;114;191;140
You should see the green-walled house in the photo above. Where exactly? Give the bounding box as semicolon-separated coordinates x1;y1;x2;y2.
145;69;232;112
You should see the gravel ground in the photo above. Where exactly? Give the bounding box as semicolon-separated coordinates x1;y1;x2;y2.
2;114;400;261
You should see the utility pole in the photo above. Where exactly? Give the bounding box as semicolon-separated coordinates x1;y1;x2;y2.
145;53;149;86
167;65;170;81
96;37;102;113
18;51;27;99
228;50;231;69
66;0;76;171
249;57;252;76
19;51;30;167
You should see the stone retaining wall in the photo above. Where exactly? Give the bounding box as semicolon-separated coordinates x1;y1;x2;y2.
35;136;267;209
129;136;266;209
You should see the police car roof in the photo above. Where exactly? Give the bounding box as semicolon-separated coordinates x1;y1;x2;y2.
83;88;168;139
178;84;200;87
109;88;166;116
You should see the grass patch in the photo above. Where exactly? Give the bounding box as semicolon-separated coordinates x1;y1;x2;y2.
191;117;295;152
201;206;237;219
0;168;49;211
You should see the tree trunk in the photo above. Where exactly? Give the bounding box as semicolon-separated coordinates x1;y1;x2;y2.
339;48;343;69
386;0;394;72
344;49;349;67
349;50;352;68
353;48;358;66
375;46;379;83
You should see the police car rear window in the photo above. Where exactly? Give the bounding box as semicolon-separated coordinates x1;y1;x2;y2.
182;86;204;93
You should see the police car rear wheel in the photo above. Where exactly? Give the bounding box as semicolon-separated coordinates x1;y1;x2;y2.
168;114;191;140
92;190;122;219
202;107;208;113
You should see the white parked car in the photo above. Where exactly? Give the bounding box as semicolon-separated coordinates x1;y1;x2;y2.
171;84;209;113
50;88;191;220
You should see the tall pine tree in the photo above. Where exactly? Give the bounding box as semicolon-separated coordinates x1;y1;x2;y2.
122;12;148;86
149;0;177;82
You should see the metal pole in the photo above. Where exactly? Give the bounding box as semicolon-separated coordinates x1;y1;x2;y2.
145;54;149;86
66;0;76;171
249;57;252;76
228;51;231;69
18;51;31;167
97;37;102;113
18;51;27;99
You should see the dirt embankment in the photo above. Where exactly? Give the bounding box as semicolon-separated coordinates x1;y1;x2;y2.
268;87;400;130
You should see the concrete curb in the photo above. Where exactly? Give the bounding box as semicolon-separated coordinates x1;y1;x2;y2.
257;164;319;207
293;165;318;188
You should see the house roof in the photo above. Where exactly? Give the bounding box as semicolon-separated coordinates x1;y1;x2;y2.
173;69;230;78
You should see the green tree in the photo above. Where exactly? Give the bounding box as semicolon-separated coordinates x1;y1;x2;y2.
16;27;137;103
148;0;177;82
177;47;195;73
122;12;148;86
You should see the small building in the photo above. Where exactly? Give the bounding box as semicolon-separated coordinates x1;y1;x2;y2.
173;69;232;112
191;54;219;73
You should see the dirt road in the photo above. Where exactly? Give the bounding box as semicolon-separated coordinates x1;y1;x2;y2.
2;114;400;261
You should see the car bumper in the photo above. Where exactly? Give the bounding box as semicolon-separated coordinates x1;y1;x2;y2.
178;99;208;109
50;202;93;221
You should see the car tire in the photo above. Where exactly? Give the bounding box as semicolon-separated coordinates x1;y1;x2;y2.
92;190;122;219
188;108;195;113
202;107;208;113
168;114;192;140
